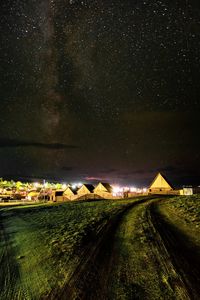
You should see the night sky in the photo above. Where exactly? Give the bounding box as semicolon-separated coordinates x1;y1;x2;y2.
0;0;200;186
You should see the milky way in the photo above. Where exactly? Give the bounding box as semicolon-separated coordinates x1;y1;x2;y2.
0;0;200;185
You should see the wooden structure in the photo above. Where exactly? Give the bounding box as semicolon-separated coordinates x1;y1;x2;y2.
77;184;95;197
94;182;113;199
148;173;173;194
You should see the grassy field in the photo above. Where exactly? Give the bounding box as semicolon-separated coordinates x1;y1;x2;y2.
0;198;142;299
1;195;200;299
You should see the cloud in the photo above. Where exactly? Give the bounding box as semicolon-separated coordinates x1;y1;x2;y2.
131;169;147;175
0;138;79;150
85;176;106;181
99;168;118;174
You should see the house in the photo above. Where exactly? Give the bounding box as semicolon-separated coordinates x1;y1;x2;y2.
50;190;64;202
179;187;193;196
94;182;113;199
77;184;95;199
63;186;78;200
148;173;174;194
55;191;64;201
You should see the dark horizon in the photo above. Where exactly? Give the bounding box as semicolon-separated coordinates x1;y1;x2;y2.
1;170;200;188
0;0;200;185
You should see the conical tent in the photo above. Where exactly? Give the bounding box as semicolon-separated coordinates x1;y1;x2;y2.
149;173;173;191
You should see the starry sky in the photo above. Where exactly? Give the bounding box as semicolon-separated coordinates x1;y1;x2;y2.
0;0;200;186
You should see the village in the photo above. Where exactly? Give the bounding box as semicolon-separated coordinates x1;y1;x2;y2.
1;174;200;299
0;173;198;203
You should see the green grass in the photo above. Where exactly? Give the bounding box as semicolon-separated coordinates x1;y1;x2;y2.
156;195;200;247
2;195;198;299
0;198;142;299
153;195;200;299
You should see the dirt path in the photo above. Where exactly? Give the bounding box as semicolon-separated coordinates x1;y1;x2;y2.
55;197;199;300
49;198;152;299
105;199;190;300
47;198;151;300
1;198;199;299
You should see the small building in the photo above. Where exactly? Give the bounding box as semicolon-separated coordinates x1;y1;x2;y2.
63;186;78;200
148;173;174;194
50;190;64;202
94;182;113;199
55;191;64;201
77;184;95;198
179;187;193;196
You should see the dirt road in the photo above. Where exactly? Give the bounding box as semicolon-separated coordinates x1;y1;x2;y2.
55;197;199;300
1;198;199;300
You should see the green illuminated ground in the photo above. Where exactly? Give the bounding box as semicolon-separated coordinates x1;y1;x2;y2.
0;199;139;299
0;196;200;299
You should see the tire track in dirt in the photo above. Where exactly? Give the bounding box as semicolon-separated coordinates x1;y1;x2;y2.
105;198;191;300
149;203;200;299
143;203;190;300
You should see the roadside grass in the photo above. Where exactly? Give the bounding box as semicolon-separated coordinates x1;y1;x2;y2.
155;195;200;247
153;195;200;298
0;198;144;299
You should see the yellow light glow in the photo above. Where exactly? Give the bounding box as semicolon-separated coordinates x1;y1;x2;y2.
112;186;120;193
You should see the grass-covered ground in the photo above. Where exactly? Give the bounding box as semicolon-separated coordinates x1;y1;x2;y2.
99;195;200;300
1;195;200;299
153;195;200;298
0;198;142;299
155;195;200;248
